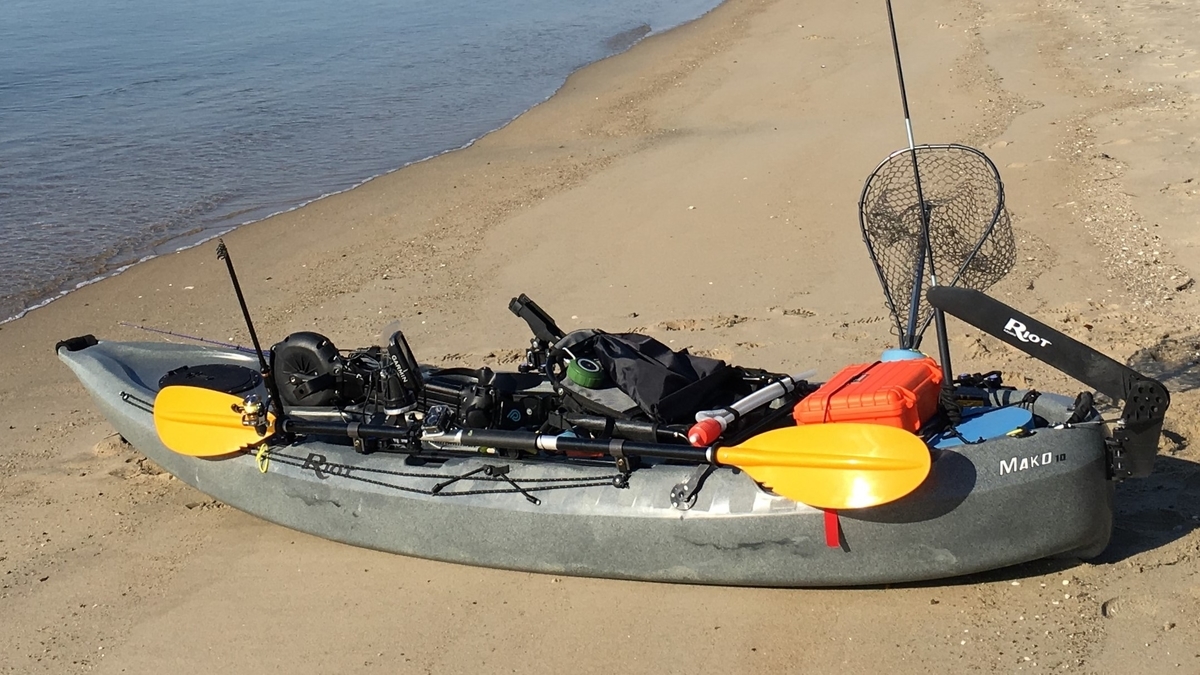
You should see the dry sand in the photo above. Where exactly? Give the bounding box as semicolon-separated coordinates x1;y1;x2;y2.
3;0;1199;672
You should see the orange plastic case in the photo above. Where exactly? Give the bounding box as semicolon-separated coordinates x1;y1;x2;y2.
793;357;943;431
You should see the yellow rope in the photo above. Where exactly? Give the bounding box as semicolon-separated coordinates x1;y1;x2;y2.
256;444;270;473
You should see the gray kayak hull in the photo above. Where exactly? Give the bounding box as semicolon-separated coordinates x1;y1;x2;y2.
59;339;1114;587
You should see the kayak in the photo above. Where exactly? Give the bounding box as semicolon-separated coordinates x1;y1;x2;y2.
54;121;1169;586
58;336;1120;587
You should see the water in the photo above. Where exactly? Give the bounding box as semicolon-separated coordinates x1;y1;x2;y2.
0;0;722;323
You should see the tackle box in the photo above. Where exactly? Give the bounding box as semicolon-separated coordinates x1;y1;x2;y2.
793;357;943;431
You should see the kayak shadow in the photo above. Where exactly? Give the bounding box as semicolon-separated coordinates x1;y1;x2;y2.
1087;453;1200;564
952;455;1200;584
858;557;1082;590
850;454;1200;589
1127;333;1200;394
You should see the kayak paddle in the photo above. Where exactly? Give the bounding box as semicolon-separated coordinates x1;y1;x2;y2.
151;386;931;508
714;424;930;509
153;385;275;457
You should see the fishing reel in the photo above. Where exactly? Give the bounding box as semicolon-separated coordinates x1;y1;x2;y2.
236;394;270;435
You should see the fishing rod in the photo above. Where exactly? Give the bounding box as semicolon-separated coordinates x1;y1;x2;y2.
215;239;285;416
118;322;259;354
884;0;953;382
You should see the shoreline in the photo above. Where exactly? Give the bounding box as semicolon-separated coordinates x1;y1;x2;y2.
0;7;724;327
0;134;469;327
3;0;1200;671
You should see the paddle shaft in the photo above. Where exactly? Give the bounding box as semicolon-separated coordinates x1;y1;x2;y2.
282;419;714;463
283;419;923;469
161;397;932;508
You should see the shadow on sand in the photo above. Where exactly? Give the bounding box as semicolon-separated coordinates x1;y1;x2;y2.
876;454;1200;589
1128;333;1200;394
1091;454;1200;563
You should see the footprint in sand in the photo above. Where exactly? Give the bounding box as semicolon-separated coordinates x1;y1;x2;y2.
690;347;733;361
656;314;752;332
434;349;523;365
108;457;167;480
93;434;134;458
1100;594;1163;619
482;349;523;365
781;308;816;317
1160;178;1198;198
767;306;815;317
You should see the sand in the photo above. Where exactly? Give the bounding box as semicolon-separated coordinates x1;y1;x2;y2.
2;0;1199;671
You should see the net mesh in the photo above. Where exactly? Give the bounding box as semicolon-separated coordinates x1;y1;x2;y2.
859;144;1016;347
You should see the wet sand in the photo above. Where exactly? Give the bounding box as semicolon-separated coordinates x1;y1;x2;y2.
2;0;1199;672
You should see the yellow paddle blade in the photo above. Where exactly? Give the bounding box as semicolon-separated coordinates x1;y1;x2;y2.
716;423;931;509
153;386;275;457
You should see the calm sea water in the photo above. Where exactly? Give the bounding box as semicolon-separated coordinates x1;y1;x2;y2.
0;0;722;322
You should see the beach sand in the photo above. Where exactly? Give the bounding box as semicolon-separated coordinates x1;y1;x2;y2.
3;0;1199;671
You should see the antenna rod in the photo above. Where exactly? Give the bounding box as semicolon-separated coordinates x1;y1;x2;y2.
216;239;284;414
884;0;953;380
